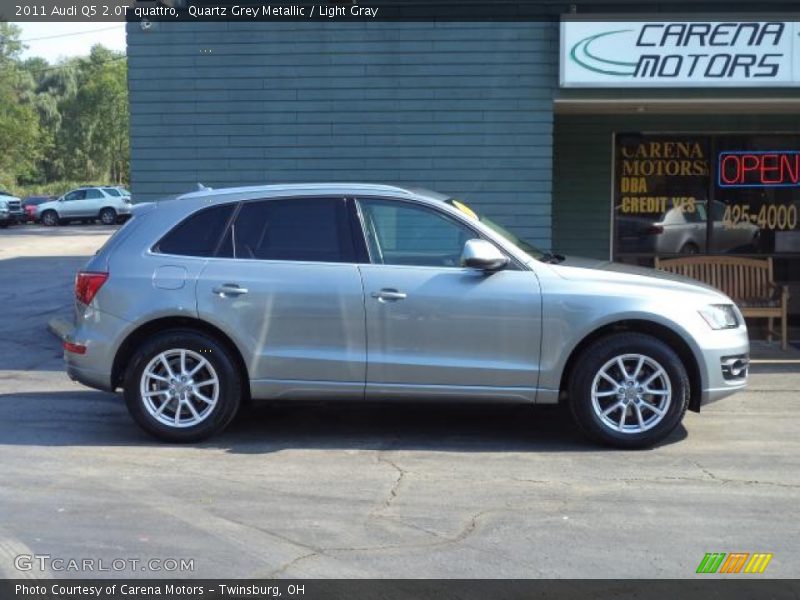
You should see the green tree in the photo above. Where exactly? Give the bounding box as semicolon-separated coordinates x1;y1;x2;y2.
0;23;41;188
58;45;129;183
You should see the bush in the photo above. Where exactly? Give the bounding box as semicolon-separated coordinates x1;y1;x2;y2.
9;181;126;198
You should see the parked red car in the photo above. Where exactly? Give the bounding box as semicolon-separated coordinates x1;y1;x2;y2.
22;196;56;222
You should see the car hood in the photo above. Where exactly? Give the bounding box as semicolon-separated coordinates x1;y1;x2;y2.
549;256;729;299
35;200;60;212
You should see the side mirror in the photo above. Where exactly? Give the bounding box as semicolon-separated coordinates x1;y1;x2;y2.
461;239;509;272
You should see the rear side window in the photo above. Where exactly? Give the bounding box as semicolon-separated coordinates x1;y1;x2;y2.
223;198;353;262
155;204;235;257
84;189;105;199
102;187;121;197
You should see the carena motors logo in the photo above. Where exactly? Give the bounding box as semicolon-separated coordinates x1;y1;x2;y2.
569;21;789;81
696;552;773;574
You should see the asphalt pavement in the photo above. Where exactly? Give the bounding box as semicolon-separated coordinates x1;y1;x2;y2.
0;224;798;579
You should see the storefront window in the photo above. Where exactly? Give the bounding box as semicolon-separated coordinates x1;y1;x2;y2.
613;133;800;263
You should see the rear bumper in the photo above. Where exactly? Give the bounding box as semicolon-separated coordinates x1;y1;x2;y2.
64;308;131;392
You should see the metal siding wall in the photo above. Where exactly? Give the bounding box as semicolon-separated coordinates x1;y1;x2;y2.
127;21;558;248
552;113;800;260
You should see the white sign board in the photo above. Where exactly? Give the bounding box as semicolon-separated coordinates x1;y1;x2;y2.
560;20;800;87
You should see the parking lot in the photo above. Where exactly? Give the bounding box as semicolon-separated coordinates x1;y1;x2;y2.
0;224;798;579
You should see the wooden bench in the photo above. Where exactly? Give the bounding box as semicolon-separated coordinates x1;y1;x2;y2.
654;256;789;350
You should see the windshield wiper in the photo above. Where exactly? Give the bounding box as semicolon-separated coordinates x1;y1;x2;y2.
539;252;565;264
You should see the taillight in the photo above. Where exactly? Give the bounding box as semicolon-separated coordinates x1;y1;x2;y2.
75;272;109;305
644;225;664;235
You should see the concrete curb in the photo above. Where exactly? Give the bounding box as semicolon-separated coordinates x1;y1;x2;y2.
47;317;72;341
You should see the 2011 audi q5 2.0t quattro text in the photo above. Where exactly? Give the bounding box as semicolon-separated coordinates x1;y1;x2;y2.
62;184;749;448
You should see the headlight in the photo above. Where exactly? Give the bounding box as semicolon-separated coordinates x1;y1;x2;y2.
698;304;739;330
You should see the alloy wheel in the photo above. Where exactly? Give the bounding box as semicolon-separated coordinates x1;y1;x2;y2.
139;349;219;428
100;209;116;225
590;353;672;434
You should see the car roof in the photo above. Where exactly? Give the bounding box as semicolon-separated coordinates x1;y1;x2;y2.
171;183;450;206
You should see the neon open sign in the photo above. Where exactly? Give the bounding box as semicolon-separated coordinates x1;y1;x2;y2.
718;151;800;187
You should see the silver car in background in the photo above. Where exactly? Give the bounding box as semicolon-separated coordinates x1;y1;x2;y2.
63;184;749;448
36;186;132;226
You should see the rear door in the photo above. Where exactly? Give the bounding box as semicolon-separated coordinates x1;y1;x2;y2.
196;197;367;400
81;188;106;217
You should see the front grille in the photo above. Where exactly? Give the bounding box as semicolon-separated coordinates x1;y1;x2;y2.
7;200;21;211
721;354;749;381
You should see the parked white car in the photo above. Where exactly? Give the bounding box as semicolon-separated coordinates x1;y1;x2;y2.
0;191;24;227
36;187;132;226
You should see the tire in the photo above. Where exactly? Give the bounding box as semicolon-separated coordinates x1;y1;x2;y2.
567;332;689;449
123;329;242;442
41;210;59;227
680;242;699;254
99;208;117;225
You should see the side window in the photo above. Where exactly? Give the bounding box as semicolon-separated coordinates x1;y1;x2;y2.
155;204;235;257
226;198;352;262
64;190;84;202
84;189;105;200
357;199;475;267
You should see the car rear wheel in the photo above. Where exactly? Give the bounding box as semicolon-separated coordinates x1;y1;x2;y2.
41;210;59;226
99;208;117;225
123;329;242;442
568;333;689;449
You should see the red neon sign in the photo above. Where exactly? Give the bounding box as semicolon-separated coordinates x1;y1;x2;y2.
718;151;800;187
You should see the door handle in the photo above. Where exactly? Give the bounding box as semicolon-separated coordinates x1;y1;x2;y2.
371;289;407;302
212;284;249;297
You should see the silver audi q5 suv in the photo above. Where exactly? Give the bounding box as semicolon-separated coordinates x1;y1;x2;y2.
64;184;749;448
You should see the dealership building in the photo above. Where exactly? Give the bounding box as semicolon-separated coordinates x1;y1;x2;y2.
127;4;800;320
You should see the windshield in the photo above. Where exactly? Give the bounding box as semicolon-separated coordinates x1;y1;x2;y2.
446;198;544;260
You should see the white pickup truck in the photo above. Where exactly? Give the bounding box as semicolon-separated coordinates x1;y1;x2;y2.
0;192;24;227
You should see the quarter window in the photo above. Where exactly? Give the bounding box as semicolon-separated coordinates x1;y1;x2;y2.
357;199;475;267
224;198;353;262
155;204;235;257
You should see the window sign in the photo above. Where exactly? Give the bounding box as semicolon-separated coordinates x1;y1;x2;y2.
614;134;800;259
718;151;800;188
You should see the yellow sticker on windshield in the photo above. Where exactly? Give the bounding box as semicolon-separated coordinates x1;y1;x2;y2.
451;200;478;220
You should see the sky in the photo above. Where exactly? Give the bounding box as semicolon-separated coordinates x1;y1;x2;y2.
16;23;127;62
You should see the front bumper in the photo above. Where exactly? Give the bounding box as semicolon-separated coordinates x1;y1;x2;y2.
697;324;749;408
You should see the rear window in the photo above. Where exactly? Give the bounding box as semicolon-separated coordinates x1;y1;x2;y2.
220;197;353;262
155;204;235;257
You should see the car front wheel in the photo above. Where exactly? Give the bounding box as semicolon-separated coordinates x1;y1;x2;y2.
568;333;689;449
123;329;242;442
41;210;59;226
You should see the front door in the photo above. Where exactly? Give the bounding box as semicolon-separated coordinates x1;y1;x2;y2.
59;189;87;217
196;197;366;400
355;198;542;401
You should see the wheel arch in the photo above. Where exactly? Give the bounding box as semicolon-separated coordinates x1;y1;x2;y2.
112;316;251;401
558;319;703;413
